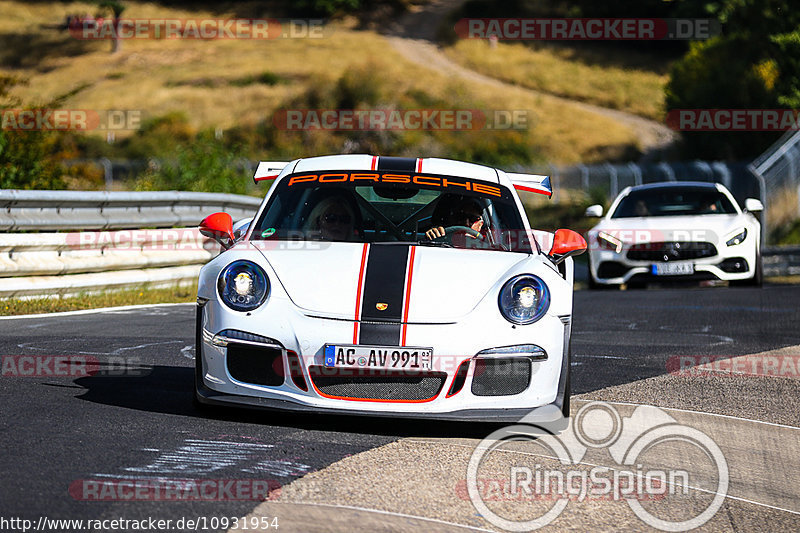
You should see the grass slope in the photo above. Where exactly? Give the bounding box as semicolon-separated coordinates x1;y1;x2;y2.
443;39;668;121
1;1;640;164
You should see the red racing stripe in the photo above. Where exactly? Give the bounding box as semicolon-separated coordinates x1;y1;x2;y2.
352;243;369;344
370;155;378;171
400;246;417;346
513;184;552;197
416;158;423;173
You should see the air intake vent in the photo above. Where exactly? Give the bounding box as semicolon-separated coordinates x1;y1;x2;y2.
227;344;284;386
471;358;531;396
309;367;446;401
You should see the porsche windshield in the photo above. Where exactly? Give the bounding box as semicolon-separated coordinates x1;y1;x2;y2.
611;187;737;218
251;171;533;252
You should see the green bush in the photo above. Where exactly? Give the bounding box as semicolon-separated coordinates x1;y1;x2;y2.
770;219;800;245
665;0;800;159
0;75;65;189
0;129;65;190
133;133;255;195
120;111;194;160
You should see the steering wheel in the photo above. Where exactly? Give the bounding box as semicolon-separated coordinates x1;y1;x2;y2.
427;225;483;244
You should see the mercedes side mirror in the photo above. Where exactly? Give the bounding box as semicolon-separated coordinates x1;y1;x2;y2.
744;198;763;213
585;204;603;217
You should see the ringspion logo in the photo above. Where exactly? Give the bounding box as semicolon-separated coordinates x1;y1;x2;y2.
467;402;728;531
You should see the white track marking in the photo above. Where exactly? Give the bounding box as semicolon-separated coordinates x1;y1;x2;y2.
582;399;800;430
0;302;193;320
16;338;184;356
259;501;499;532
181;345;195;360
574;354;628;359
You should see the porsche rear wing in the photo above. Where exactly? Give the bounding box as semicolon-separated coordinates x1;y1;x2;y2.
507;173;553;198
253;161;291;183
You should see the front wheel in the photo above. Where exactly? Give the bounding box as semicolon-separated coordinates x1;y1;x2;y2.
753;251;764;286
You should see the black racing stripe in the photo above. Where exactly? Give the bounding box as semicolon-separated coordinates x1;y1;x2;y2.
359;322;402;346
358;244;410;346
376;156;416;172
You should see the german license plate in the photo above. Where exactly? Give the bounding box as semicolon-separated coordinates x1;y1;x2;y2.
324;344;433;370
652;262;694;276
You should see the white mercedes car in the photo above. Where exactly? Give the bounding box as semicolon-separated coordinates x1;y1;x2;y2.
194;154;586;422
586;181;763;288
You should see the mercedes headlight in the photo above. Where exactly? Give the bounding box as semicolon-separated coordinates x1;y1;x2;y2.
597;231;623;253
498;275;550;325
217;260;270;311
726;228;747;246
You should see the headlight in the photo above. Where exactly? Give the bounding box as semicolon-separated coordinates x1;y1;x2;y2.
217;260;270;311
498;275;550;325
726;228;747;246
597;231;623;253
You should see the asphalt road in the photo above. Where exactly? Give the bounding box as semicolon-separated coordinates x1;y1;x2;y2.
1;283;798;531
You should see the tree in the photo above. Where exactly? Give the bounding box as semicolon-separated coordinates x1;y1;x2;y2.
98;1;125;54
665;0;800;158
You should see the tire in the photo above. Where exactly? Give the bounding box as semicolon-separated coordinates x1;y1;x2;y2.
193;305;210;411
752;251;764;287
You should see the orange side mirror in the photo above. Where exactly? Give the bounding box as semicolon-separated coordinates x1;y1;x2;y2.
549;229;587;264
199;212;234;249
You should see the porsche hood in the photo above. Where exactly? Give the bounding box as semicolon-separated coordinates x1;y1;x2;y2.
254;242;530;323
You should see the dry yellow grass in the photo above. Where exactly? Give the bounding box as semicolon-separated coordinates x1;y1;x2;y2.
443;39;668;121
1;1;639;163
767;185;799;230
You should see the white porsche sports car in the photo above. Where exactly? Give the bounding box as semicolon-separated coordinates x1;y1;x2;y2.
195;155;586;422
586;181;763;288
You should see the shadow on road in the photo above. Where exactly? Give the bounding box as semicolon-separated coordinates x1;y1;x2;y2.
73;366;511;439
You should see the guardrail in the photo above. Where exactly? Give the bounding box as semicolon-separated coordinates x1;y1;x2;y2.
0;190;261;231
0;190;261;298
0;189;798;298
763;245;800;277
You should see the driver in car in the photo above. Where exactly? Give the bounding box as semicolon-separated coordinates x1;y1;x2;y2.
425;195;485;243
